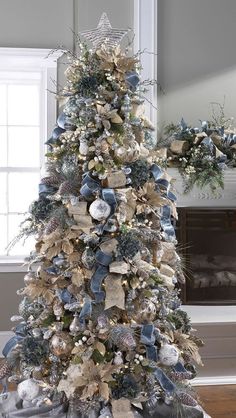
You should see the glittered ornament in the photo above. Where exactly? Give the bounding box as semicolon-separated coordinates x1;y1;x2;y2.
18;297;32;320
113;351;124;365
0;359;12;380
128;159;150;188
134;298;156;323
44;216;60;235
81;248;96;269
53;300;64;319
17;379;40;402
79;141;89;155
89;198;111;221
58;180;75;196
23;272;36;285
177;392;198;407
69;313;81;335
110;325;136;351
159;344;179;366
41;175;59;186
50;332;73;357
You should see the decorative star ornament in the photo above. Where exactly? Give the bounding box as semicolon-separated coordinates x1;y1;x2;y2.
80;12;129;50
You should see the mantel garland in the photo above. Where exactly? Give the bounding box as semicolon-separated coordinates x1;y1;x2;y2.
159;114;236;193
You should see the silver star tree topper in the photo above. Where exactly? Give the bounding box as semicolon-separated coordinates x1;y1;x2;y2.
80;13;129;49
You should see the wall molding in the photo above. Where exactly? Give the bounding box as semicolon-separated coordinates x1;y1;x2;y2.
133;0;157;126
168;167;236;208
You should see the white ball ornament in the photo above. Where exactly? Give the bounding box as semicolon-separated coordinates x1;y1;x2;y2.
17;379;40;402
89;198;111;221
159;344;179;366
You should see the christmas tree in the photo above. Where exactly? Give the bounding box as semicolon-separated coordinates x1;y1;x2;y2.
0;14;209;418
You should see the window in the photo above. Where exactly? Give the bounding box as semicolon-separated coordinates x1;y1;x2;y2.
0;48;61;269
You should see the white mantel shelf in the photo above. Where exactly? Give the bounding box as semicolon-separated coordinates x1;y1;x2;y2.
182;305;236;324
167;168;236;208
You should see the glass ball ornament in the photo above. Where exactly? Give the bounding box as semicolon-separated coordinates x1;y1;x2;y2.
159;343;179;366
49;331;73;357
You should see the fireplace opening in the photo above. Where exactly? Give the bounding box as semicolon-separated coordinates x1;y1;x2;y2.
176;208;236;305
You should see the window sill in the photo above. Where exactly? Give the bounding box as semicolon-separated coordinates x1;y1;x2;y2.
0;260;28;273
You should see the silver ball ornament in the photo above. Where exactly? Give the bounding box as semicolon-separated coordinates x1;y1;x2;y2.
89;198;111;221
17;379;40;402
159;344;179;366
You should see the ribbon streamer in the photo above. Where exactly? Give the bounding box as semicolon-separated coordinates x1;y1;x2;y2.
140;324;158;362
125;71;140;90
45;126;65;146
57;111;76;131
2;336;23;358
150;164;176;239
90;250;113;303
79;295;92;327
160;205;176;239
80;173;101;200
173;361;189;373
152;367;176;393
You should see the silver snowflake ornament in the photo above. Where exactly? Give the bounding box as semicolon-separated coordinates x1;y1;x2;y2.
80;12;129;49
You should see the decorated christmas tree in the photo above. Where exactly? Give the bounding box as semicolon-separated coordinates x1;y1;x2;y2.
0;14;210;418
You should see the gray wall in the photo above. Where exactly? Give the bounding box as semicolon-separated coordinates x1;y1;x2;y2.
76;0;133;32
158;0;236;127
0;274;24;330
0;0;74;49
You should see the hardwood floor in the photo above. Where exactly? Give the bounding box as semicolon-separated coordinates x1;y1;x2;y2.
196;385;236;417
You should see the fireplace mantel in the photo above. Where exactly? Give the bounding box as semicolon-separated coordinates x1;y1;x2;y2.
167;168;236;208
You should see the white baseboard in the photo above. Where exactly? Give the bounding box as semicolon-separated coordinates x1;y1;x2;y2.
192;375;236;386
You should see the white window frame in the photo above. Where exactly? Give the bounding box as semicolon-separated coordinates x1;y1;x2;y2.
134;0;158;127
0;48;62;272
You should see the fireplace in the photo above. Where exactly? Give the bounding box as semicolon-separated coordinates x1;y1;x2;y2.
166;168;236;306
176;208;236;305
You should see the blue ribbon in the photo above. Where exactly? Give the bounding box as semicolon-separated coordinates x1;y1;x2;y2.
140;324;158;361
150;164;177;202
202;137;227;162
79;296;92;327
161;205;176;239
173;361;189;374
45;126;65;146
57;289;76;304
57;112;76;131
150;164;176;239
90;250;113;303
38;183;57;197
125;71;140;90
152;367;176;393
2;335;23;358
80;173;101;201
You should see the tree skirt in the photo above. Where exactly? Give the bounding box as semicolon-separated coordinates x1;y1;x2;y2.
0;392;211;418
